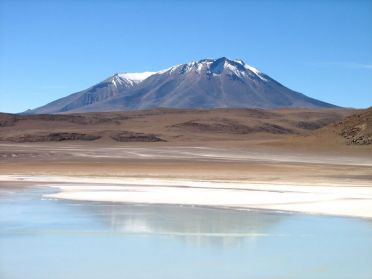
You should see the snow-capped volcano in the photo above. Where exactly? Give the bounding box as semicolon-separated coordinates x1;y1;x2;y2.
28;57;336;114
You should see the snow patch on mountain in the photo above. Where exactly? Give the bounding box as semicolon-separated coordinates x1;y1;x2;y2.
243;65;267;81
157;64;182;75
234;59;267;81
118;72;156;84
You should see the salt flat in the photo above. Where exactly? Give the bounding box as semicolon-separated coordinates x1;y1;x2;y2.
1;174;372;219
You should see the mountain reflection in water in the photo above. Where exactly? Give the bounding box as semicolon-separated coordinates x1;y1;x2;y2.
72;201;286;247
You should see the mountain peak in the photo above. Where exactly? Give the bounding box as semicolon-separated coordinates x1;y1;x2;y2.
208;57;243;75
158;57;264;80
189;57;267;81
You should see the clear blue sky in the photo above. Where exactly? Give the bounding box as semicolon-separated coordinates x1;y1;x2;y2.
0;0;371;113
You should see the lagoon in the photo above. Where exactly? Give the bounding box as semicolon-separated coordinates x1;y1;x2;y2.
1;186;372;279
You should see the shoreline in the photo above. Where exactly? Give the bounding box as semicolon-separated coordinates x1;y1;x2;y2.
2;175;372;220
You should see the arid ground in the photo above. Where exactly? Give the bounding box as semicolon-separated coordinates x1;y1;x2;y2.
1;108;371;218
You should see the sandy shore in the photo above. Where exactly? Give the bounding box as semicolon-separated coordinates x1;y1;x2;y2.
2;175;372;219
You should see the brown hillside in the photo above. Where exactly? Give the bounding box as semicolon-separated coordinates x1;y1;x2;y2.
333;107;372;145
0;108;352;144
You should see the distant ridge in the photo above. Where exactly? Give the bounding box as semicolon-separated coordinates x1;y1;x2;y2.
27;57;337;114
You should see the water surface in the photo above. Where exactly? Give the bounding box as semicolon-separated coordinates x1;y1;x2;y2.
0;186;372;279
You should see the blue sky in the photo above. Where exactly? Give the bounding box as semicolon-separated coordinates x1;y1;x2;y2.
0;0;371;113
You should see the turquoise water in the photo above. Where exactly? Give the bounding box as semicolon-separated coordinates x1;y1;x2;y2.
0;186;372;279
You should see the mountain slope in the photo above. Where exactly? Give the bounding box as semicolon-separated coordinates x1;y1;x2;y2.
28;57;337;114
28;72;155;114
